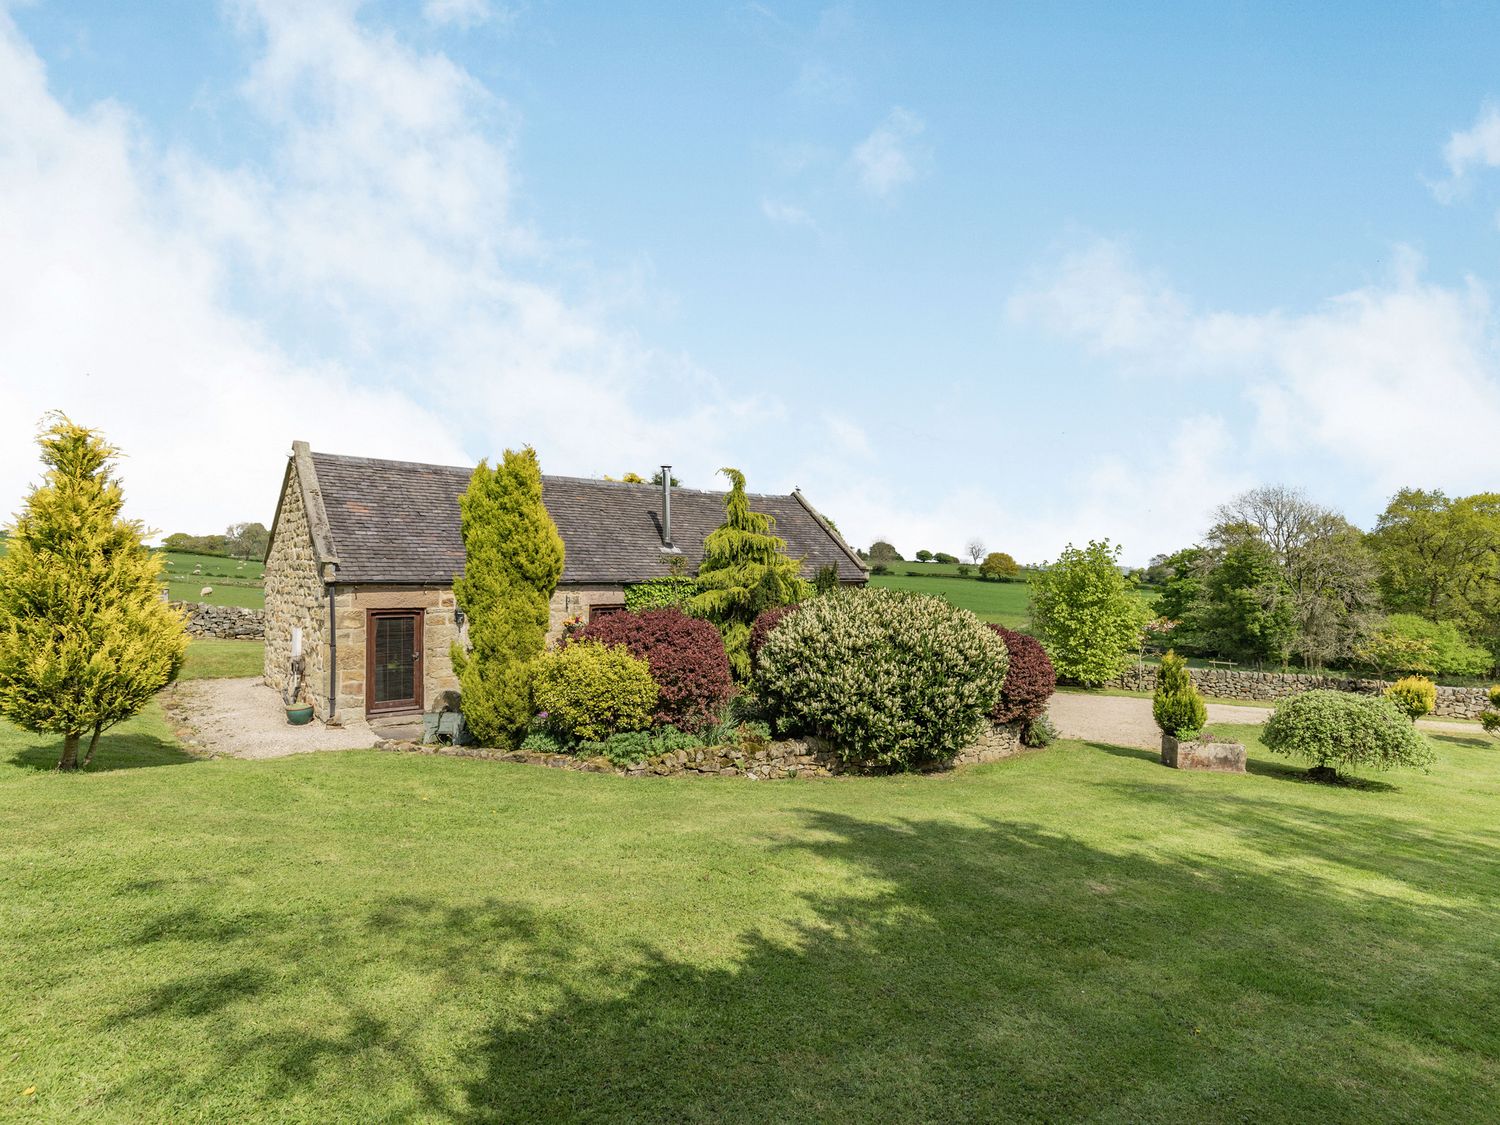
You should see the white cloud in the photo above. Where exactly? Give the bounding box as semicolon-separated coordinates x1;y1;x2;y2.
852;107;926;199
0;3;768;538
1433;101;1500;202
422;0;502;30
760;197;817;230
1010;239;1500;501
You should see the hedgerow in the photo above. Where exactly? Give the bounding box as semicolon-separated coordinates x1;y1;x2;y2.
757;588;1008;770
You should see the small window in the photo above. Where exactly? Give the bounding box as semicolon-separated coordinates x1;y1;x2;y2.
589;603;626;621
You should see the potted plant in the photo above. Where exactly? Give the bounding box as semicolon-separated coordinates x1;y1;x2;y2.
284;627;314;725
1152;651;1244;773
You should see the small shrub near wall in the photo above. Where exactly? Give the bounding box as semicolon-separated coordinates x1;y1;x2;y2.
985;625;1056;729
1384;675;1436;721
530;641;657;743
757;588;1008;770
1262;690;1433;779
578;608;733;733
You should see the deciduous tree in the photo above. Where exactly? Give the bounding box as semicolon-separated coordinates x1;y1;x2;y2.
1029;540;1152;686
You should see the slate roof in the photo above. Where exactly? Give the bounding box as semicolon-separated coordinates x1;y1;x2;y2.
304;450;867;587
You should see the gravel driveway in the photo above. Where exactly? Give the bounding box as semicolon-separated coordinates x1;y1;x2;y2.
161;677;380;759
1048;691;1477;751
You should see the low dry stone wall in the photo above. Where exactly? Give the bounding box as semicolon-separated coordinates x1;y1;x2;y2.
174;601;266;640
1105;665;1490;720
382;721;1027;779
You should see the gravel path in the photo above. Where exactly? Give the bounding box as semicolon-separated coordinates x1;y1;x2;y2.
161;677;380;759
1049;691;1478;751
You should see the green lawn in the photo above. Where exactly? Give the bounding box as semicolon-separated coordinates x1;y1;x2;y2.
180;639;265;680
869;573;1157;630
2;710;1497;1120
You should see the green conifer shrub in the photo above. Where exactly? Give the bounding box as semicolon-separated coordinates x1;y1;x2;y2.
452;447;564;748
1384;675;1436;721
1152;650;1208;738
688;468;809;680
530;641;657;742
0;416;188;770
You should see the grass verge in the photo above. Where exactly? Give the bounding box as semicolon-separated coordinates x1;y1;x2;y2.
2;709;1498;1120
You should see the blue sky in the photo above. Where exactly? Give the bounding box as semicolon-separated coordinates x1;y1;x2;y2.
5;1;1500;564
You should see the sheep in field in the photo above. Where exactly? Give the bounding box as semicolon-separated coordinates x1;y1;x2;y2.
200;586;214;598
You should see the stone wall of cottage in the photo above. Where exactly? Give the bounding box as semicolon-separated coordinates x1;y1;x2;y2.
388;720;1028;778
547;585;629;643
1104;664;1492;719
333;585;463;719
174;602;265;639
262;469;330;716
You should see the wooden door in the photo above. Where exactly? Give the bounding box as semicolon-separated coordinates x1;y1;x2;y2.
367;609;424;715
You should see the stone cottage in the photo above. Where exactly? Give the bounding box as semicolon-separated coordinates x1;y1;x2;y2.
263;443;867;728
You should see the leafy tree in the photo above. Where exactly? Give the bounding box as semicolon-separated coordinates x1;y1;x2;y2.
1357;614;1492;678
452;447;565;748
933;552;959;565
1204;487;1379;668
1029;540;1152;686
915;550;934;563
979;551;1020;581
1368;488;1500;645
0;416;188;770
867;540;903;563
688;468;809;680
1184;526;1296;664
227;521;270;561
965;539;986;566
1151;547;1207;627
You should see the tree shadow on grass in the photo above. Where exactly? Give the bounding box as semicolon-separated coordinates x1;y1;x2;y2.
99;808;1500;1122
8;729;199;772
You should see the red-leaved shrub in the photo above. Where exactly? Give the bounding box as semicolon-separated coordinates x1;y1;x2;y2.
749;604;802;666
987;625;1056;725
579;608;732;732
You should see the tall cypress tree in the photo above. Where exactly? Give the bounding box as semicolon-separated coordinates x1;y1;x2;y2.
452;447;564;748
689;468;808;679
0;416;188;770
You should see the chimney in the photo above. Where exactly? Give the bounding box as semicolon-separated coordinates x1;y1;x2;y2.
660;465;674;550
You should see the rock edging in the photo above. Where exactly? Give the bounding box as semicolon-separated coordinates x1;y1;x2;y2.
378;721;1027;779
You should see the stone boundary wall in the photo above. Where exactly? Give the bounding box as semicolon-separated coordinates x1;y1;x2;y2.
380;721;1026;779
1104;665;1490;720
174;601;266;640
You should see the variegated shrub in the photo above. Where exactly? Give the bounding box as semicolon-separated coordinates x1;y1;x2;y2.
756;587;1009;769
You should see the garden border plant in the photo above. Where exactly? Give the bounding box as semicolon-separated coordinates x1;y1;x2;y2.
756;587;1009;771
1262;689;1434;783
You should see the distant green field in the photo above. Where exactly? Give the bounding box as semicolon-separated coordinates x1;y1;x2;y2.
156;550;264;582
0;535;265;609
869;574;1036;627
870;573;1158;630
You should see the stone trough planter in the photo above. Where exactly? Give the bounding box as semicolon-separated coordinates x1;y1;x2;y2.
1161;733;1245;773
